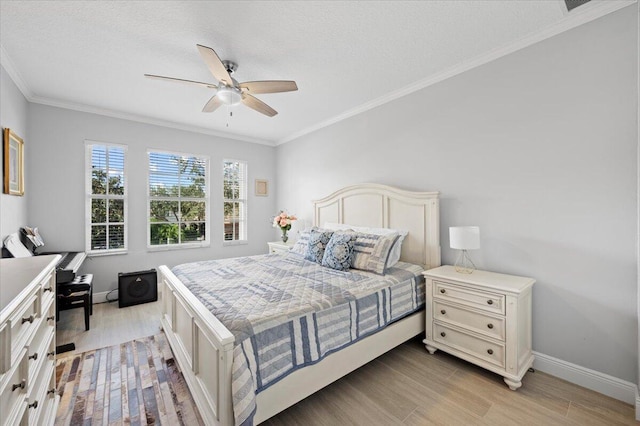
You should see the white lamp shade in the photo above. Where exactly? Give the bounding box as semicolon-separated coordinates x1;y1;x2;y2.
450;226;480;250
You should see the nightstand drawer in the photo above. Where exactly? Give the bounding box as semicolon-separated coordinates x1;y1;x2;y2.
434;301;505;341
433;280;505;315
433;323;505;368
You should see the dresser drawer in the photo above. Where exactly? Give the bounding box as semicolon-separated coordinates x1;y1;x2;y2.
433;323;505;368
0;350;28;426
26;317;55;385
38;271;55;317
434;301;505;341
26;356;55;426
8;293;40;365
433;280;504;315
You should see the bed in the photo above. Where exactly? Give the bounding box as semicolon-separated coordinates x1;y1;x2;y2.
158;183;441;425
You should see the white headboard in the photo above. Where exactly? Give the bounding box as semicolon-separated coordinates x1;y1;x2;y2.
313;183;441;269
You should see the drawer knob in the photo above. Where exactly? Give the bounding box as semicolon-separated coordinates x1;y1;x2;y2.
28;352;38;361
487;323;494;329
21;315;35;324
487;349;494;355
47;388;56;396
440;309;446;315
487;300;493;305
47;351;56;359
440;332;446;337
28;401;38;410
46;315;55;322
12;379;26;392
44;287;53;293
440;289;446;294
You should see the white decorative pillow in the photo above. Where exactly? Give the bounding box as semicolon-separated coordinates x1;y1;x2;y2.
351;232;399;275
324;223;407;268
290;228;314;257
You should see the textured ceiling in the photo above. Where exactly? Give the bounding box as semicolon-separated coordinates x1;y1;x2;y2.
0;1;631;144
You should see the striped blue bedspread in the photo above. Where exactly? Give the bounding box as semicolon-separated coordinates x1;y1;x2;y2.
172;253;425;425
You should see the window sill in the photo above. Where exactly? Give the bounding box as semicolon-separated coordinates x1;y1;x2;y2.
147;242;211;252
88;249;128;257
222;240;248;247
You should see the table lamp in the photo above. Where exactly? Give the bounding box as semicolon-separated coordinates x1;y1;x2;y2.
450;226;480;274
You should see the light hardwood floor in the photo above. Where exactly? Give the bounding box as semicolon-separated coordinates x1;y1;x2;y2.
56;301;637;425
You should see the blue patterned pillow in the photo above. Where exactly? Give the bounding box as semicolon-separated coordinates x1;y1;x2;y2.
304;229;334;263
290;228;314;257
322;232;357;271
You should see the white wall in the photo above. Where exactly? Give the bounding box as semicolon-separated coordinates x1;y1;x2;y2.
0;65;29;240
276;6;638;383
26;104;277;294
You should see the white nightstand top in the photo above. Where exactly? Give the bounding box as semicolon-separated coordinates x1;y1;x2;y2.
268;241;295;251
423;265;535;294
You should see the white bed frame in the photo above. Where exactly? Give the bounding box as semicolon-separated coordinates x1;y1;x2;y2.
158;183;440;425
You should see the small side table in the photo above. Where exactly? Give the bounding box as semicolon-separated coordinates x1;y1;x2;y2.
423;265;535;390
268;241;294;254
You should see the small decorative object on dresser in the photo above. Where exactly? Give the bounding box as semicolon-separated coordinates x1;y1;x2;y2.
449;226;480;274
272;210;297;243
267;240;294;254
423;265;535;390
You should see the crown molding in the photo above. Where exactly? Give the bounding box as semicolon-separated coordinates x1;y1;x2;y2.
277;0;637;145
0;44;33;99
28;95;275;146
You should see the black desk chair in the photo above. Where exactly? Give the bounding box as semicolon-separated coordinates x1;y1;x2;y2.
57;274;93;330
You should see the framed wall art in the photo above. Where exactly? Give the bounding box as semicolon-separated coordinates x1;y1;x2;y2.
255;179;268;196
3;128;24;196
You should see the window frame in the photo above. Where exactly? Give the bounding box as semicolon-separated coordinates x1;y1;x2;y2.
146;148;211;250
85;140;128;256
222;158;248;245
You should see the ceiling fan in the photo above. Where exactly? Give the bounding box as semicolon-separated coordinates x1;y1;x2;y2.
145;44;298;117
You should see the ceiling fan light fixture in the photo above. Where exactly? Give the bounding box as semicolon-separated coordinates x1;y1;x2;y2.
216;85;242;105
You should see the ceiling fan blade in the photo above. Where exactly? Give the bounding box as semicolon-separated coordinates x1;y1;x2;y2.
239;80;298;94
202;94;223;113
196;44;233;86
242;94;278;117
144;74;217;89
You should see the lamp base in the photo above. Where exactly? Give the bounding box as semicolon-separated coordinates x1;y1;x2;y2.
454;249;476;274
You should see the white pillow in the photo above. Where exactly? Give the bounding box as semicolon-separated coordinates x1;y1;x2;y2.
323;223;408;267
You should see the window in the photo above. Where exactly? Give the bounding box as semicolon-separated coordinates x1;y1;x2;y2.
148;150;209;248
223;160;247;242
85;142;127;254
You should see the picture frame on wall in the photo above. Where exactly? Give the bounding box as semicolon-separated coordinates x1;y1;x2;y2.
255;179;268;196
3;128;24;196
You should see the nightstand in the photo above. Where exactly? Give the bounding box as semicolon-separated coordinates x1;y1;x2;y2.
267;241;294;254
423;265;535;390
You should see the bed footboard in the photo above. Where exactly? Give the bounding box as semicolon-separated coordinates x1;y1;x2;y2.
158;265;235;426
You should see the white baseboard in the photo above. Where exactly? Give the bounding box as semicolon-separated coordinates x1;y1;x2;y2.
533;351;637;405
92;290;115;304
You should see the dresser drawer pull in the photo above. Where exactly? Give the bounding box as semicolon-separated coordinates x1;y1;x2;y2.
440;309;446;315
44;287;53;293
28;352;38;361
21;315;35;324
487;323;494;329
28;401;38;410
46;315;55;322
440;289;446;294
47;351;55;359
12;379;26;392
47;388;56;396
440;332;446;337
487;349;494;355
487;300;493;305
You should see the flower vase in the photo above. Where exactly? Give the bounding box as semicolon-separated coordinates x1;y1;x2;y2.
281;229;289;243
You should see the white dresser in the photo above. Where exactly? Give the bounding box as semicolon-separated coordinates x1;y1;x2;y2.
0;255;60;425
423;265;535;390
